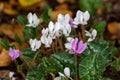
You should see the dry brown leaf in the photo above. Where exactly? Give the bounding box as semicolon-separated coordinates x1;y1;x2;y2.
97;6;106;15
0;70;10;79
57;0;75;4
0;24;24;41
10;42;28;50
52;4;72;21
55;3;69;10
0;48;12;67
108;22;120;45
108;22;120;34
1;2;18;15
52;10;72;21
0;44;2;52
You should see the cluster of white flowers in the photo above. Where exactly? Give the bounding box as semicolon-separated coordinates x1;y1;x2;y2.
27;10;97;51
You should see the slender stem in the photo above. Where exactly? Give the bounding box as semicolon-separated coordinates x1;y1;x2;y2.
32;50;40;62
74;55;78;80
81;25;85;42
51;42;55;53
17;64;26;79
57;37;64;51
20;56;31;69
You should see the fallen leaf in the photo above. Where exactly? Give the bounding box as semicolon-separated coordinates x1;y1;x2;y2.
52;3;73;21
0;48;12;67
1;2;18;15
97;6;106;15
108;22;120;35
0;24;24;41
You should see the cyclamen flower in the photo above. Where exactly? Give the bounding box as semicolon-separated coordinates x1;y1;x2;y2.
85;29;97;42
48;21;62;39
54;67;71;80
64;37;74;52
26;12;40;28
69;18;78;28
41;28;53;47
73;10;90;25
72;38;87;54
57;14;71;36
29;38;41;51
9;48;20;60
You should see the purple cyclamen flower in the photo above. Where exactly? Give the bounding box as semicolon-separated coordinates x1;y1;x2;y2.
69;18;78;28
9;48;20;60
72;38;87;55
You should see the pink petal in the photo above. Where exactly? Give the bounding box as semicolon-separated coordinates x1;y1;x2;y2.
77;41;87;54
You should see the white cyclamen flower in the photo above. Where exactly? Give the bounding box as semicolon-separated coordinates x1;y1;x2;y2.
26;12;40;28
73;10;90;25
58;67;70;77
64;37;74;51
48;21;62;39
29;38;41;51
41;28;53;47
85;29;97;42
57;14;71;36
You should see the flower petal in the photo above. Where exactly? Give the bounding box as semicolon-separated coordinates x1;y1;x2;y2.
83;11;90;22
77;41;87;54
64;67;70;77
72;38;78;53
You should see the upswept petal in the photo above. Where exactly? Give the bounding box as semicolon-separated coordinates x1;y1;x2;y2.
77;41;87;54
64;67;70;77
72;38;78;52
27;12;33;24
92;29;97;38
85;30;91;37
83;11;90;22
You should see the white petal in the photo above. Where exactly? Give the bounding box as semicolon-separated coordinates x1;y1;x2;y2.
58;72;65;77
67;37;74;42
65;14;70;23
9;72;14;78
57;14;64;22
11;77;16;80
54;77;61;80
83;11;90;22
35;40;41;49
27;12;33;24
48;21;54;32
92;29;97;38
64;67;70;77
65;43;71;50
87;38;94;42
85;30;91;37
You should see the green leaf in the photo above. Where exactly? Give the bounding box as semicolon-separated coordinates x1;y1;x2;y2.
61;77;67;80
14;33;22;45
111;58;120;71
79;40;116;80
79;53;97;79
21;48;41;61
0;39;10;50
22;27;37;41
41;5;52;23
92;20;106;37
17;15;27;25
79;0;103;15
26;66;46;80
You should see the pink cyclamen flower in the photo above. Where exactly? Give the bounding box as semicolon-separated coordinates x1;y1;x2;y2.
69;18;78;28
72;38;87;55
9;48;20;60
